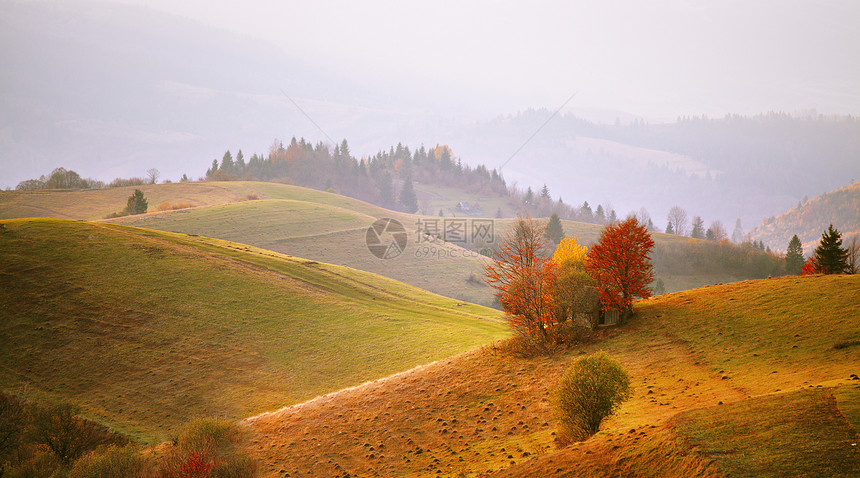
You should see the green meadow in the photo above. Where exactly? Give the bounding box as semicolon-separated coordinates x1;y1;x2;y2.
0;218;508;442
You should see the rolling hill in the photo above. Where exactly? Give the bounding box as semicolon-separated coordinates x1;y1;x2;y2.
750;180;860;253
0;218;508;442
2;181;781;304
245;275;860;476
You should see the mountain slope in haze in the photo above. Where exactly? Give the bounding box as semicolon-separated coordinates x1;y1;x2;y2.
245;275;860;476
0;218;507;441
749;180;860;252
451;111;860;235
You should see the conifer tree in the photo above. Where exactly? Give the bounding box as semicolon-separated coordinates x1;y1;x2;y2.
814;224;848;274
544;213;565;244
378;172;395;208
398;176;418;213
595;205;606;223
221;150;234;173
125;189;148;215
690;216;705;239
541;184;551;199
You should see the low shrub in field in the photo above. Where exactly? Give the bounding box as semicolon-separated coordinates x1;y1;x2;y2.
554;351;631;445
68;444;151;478
159;418;258;478
157;202;196;211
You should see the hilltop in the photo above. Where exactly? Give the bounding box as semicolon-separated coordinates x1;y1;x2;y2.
245;275;860;476
0;218;508;441
750;180;860;252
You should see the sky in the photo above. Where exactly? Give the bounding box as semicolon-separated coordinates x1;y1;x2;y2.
118;0;860;120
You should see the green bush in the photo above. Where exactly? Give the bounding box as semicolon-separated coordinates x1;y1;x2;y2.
554;351;631;444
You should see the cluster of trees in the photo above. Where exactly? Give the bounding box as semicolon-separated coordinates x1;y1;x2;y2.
652;237;786;279
797;225;859;275
204;139;508;214
486;215;654;353
15;167;105;190
15;167;170;191
663;205;740;243
513;185;625;227
0;392;258;477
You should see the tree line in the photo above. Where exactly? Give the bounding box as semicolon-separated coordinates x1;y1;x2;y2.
203;139;508;214
792;225;859;275
14;167;175;191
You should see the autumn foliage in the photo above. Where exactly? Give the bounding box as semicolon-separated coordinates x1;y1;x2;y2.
487;216;655;349
800;256;820;275
585;217;655;319
485;216;556;341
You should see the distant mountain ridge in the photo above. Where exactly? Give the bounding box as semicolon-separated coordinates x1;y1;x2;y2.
749;181;860;252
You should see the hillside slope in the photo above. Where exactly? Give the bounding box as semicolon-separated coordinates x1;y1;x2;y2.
0;218;507;442
105;182;500;306
3;181;790;302
0;182;244;221
245;275;860;477
750;180;860;252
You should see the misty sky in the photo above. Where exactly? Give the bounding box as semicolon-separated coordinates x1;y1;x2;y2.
119;0;860;120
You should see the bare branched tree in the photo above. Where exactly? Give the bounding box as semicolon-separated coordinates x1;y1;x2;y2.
146;168;160;185
666;206;688;236
846;234;860;274
709;220;728;241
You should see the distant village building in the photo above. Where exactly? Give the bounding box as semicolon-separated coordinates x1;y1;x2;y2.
456;201;470;211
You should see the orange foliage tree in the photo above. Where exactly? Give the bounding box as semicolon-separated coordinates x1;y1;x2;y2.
585;217;655;320
485;216;556;341
800;255;820;275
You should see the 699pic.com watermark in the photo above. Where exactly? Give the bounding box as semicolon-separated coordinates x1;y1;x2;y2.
365;218;495;260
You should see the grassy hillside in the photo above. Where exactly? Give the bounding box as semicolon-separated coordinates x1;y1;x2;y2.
245;275;860;477
0;218;508;442
4;181;793;303
0;182;246;221
107;187;499;306
750;180;860;252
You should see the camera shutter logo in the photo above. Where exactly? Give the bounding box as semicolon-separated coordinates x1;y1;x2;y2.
366;218;408;259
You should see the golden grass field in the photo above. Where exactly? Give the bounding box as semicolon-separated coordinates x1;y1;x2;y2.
244;275;860;477
2;183;857;476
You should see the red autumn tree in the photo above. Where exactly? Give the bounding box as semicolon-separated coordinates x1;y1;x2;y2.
486;216;556;342
800;255;820;275
585;217;655;320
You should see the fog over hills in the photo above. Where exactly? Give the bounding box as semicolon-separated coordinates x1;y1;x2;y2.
2;0;859;230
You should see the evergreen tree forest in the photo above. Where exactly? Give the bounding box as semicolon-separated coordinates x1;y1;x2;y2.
203;138;617;223
204;139;508;213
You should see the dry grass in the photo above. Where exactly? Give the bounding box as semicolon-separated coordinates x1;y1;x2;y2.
244;275;860;476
